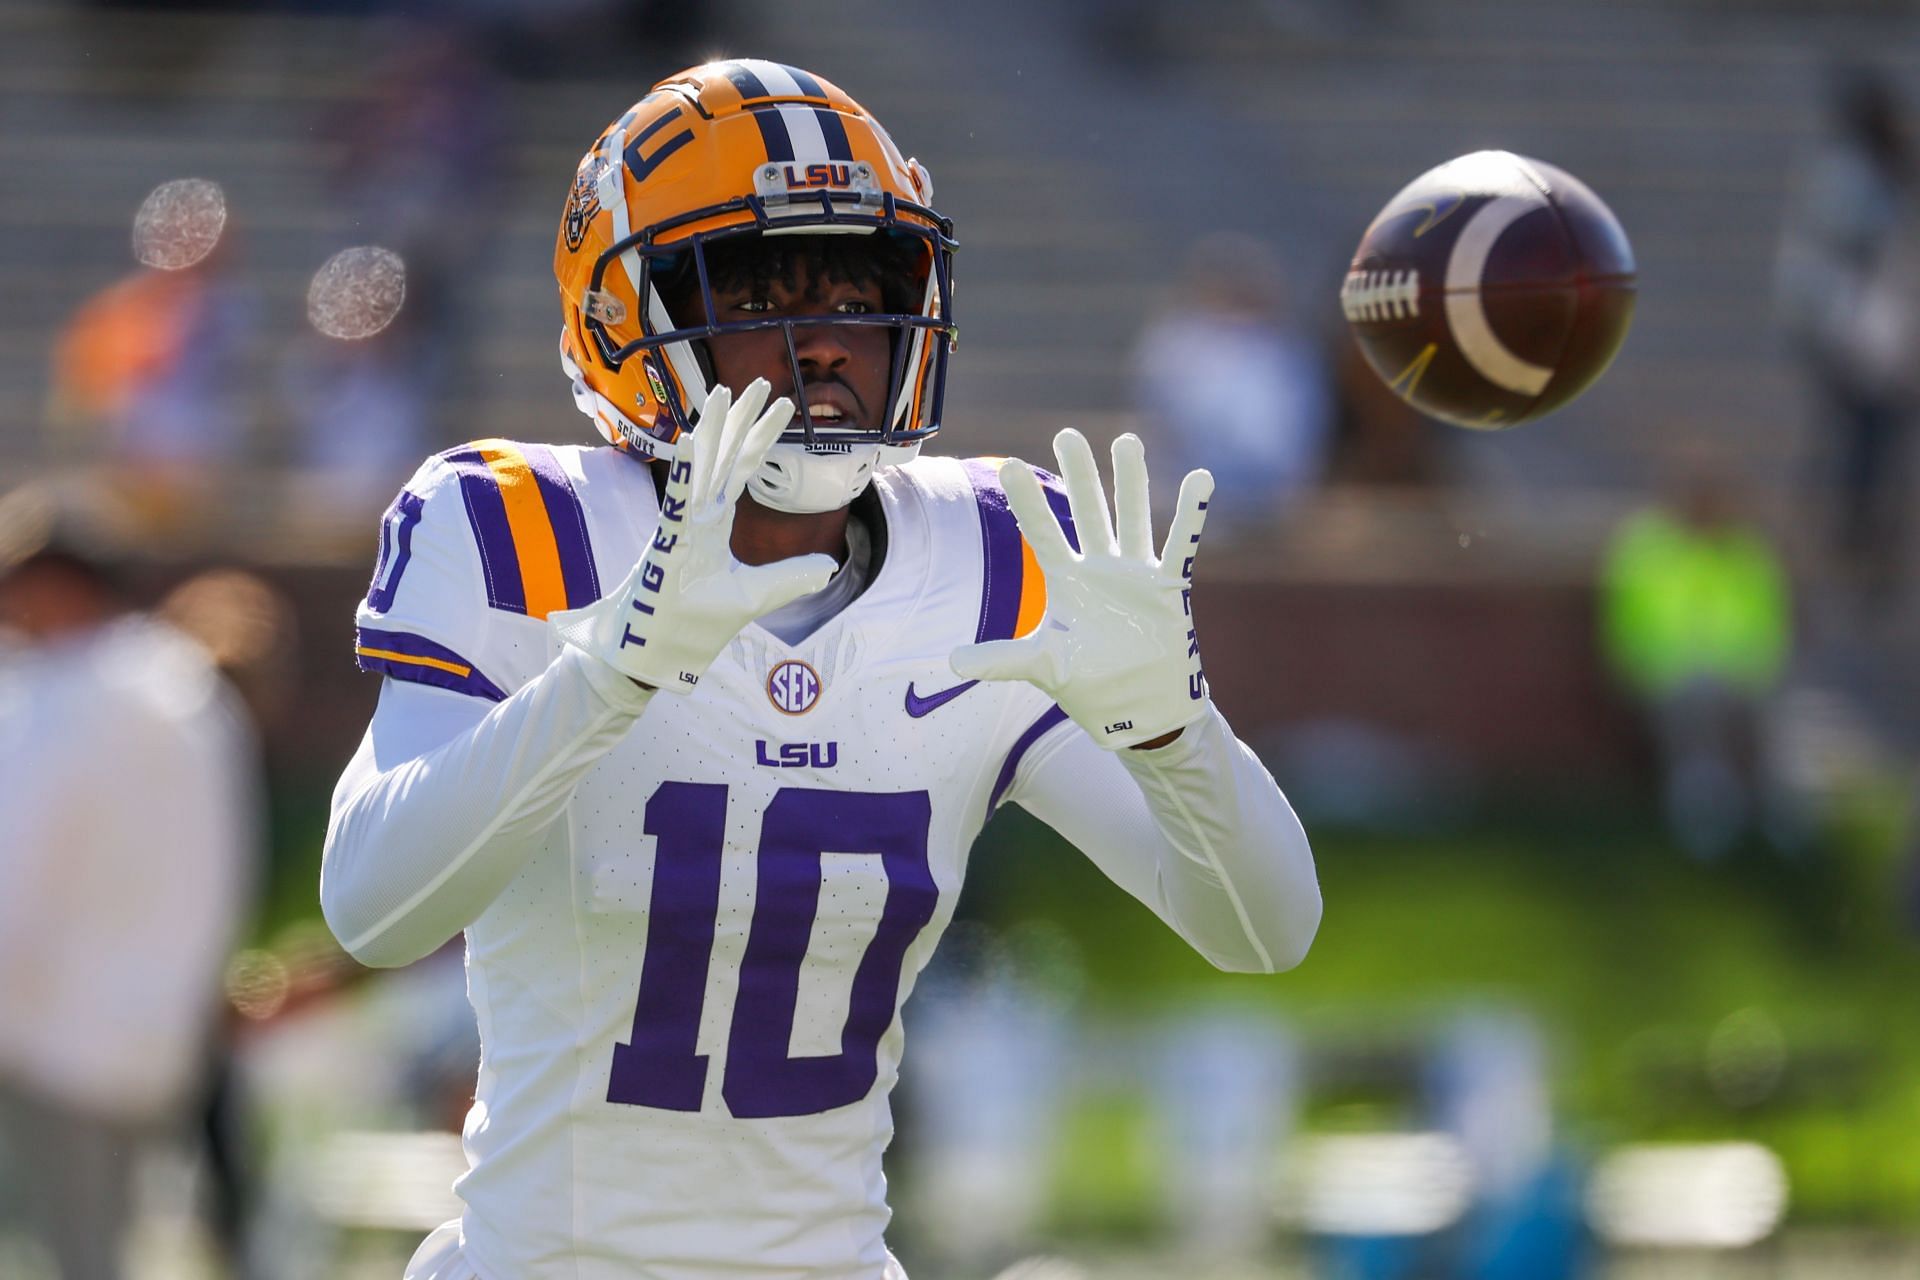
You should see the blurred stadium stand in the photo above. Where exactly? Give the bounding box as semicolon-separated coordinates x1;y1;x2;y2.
8;0;1898;480
4;0;1920;774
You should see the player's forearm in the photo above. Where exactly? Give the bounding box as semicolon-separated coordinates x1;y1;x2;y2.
1115;704;1322;973
321;645;652;968
1013;706;1321;973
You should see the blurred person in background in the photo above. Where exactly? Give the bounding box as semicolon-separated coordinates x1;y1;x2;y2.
158;568;297;1274
0;487;258;1279
1776;64;1920;613
1133;232;1333;539
1325;337;1453;489
1599;458;1794;859
47;197;257;546
900;924;1075;1273
279;317;435;547
1150;1008;1296;1262
1427;1013;1583;1280
322;22;504;434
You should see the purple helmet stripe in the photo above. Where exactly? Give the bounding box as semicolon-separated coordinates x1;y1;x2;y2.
749;105;795;163
813;106;853;161
722;61;771;100
781;64;827;98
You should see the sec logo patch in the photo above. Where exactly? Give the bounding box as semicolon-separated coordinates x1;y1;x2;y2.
767;660;821;715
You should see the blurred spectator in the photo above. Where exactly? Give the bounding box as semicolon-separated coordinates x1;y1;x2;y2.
1599;460;1793;858
160;567;302;742
900;923;1077;1272
158;568;298;1270
1326;337;1453;489
1150;1009;1296;1260
279;322;433;547
48;184;257;545
1428;1013;1584;1280
1776;65;1920;610
1134;233;1332;538
321;22;504;435
0;487;258;1278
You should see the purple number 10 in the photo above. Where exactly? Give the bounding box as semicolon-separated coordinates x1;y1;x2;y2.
607;783;938;1119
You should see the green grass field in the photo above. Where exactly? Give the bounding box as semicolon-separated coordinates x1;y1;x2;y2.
962;779;1920;1226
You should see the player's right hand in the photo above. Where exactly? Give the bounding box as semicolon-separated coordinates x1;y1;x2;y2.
552;378;836;692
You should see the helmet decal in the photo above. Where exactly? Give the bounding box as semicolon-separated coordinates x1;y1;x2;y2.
642;359;669;408
562;157;608;253
622;109;696;187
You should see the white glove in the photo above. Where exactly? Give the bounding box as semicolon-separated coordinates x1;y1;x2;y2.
552;379;837;692
949;428;1214;749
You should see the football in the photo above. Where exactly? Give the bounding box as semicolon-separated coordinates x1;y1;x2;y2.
1341;150;1636;430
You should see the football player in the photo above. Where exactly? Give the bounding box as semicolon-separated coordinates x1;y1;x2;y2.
321;59;1321;1280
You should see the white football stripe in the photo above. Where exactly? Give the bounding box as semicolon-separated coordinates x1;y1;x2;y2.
777;104;831;165
1444;194;1554;397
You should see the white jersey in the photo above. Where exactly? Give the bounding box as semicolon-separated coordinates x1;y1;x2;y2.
352;440;1086;1278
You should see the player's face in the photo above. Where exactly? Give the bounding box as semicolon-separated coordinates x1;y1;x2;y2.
704;263;891;433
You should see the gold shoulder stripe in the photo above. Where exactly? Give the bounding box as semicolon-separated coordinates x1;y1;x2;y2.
472;439;570;621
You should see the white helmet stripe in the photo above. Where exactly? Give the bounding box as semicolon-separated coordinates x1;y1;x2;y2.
645;286;711;418
775;104;830;166
741;59;804;97
600;115;644;294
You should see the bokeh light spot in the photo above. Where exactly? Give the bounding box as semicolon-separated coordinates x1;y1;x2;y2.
308;245;407;340
132;177;228;270
1586;1141;1788;1248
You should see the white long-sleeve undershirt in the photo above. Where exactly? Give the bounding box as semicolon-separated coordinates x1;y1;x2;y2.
1005;703;1321;973
321;645;654;968
322;652;1319;975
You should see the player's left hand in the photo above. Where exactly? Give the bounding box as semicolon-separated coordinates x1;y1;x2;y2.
949;428;1213;750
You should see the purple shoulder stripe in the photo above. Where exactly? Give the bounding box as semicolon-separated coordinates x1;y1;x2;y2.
519;443;603;609
355;626;507;702
960;459;1079;644
442;447;527;615
961;459;1025;644
988;704;1072;809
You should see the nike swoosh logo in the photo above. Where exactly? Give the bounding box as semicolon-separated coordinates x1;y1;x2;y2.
904;679;978;718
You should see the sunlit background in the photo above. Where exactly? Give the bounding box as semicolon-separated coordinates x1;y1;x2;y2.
3;0;1920;1277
